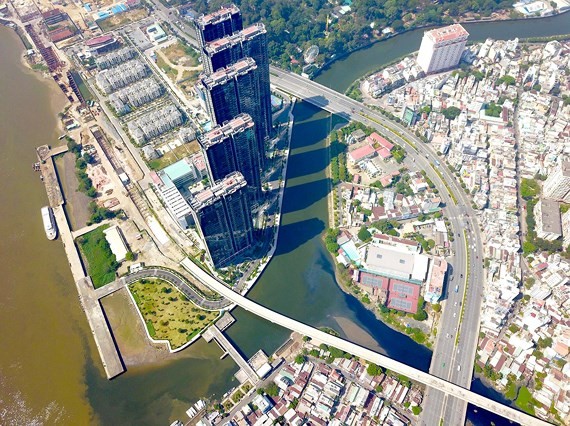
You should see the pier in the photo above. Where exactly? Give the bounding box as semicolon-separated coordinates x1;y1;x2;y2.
36;145;65;207
203;316;259;385
42;146;125;380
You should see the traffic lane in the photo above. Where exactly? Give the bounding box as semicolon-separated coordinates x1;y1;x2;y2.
273;66;487;422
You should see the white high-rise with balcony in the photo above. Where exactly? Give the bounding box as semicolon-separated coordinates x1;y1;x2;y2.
543;160;570;201
416;24;469;74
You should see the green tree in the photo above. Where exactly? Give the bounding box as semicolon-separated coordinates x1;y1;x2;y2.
367;363;383;376
413;309;428;321
521;179;540;200
537;337;552;349
442;106;461;120
523;241;536;255
485;102;502;117
294;354;306;364
358;226;372;242
266;382;279;397
412;406;422;415
497;75;516;86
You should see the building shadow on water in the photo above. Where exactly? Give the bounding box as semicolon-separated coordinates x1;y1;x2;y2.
281;178;331;215
286;147;330;180
273;217;326;257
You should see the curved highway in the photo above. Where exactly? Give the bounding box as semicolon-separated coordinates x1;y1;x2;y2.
181;258;545;426
141;7;492;424
125;267;233;311
269;68;486;426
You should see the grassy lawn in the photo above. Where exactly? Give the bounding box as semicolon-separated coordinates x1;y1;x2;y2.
161;41;200;67
515;386;536;415
148;141;200;170
98;8;148;32
505;381;518;400
156;54;178;82
129;279;219;349
76;225;118;288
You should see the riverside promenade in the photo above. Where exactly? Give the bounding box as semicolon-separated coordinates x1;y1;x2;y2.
203;323;260;385
40;141;125;380
52;205;125;379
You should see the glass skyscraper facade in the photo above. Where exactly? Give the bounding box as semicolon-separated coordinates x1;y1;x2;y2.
197;58;265;153
194;5;243;46
201;24;272;156
189;172;252;268
198;114;261;202
190;4;274;267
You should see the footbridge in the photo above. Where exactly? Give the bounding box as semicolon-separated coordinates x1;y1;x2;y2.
180;258;548;426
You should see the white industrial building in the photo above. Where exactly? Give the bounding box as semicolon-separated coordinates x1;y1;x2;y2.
416;24;469;74
363;244;430;283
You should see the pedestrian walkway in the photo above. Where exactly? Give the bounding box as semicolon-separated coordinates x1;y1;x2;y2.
52;205;124;379
203;325;259;384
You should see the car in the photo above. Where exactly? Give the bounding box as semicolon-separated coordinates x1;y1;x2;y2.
460;273;464;278
453;312;456;318
457;365;461;372
454;301;457;306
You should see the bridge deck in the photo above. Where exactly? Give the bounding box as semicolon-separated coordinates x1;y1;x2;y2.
181;257;549;426
203;325;259;384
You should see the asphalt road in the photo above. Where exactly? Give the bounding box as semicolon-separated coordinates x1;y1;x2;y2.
143;7;486;424
126;267;232;310
267;69;486;425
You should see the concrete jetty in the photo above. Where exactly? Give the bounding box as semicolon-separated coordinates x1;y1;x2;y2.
51;198;125;379
36;145;64;207
203;324;259;385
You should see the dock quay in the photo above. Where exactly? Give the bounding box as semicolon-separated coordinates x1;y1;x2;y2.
215;311;236;331
36;144;66;207
49;179;125;379
203;322;259;385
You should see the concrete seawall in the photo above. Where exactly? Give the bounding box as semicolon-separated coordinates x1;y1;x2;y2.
41;143;125;380
52;205;125;379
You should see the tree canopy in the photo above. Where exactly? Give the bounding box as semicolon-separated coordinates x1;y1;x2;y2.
442;106;461;120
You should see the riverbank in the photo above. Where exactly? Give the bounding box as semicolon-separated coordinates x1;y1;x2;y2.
312;9;570;83
0;25;98;424
328;250;436;350
315;10;570;92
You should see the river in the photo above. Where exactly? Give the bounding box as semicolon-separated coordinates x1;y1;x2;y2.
315;11;570;92
2;11;568;425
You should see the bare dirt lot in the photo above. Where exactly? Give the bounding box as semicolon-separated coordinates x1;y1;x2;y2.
55;152;92;230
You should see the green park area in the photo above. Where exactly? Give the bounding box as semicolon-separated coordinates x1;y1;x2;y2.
129;279;219;349
515;386;537;415
76;225;118;288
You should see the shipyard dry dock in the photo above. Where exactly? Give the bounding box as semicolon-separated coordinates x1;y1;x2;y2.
38;144;125;379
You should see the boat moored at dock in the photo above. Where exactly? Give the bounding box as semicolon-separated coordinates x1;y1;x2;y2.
41;206;57;240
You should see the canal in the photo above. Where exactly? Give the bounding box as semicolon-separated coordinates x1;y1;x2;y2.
3;11;570;426
316;11;570;92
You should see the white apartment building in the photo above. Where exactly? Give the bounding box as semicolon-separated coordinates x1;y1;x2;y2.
534;198;562;241
543;160;570;201
562;209;570;247
416;24;469;74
